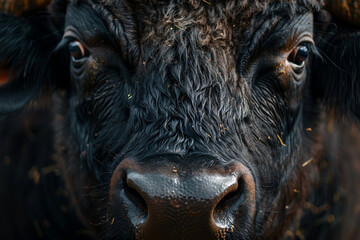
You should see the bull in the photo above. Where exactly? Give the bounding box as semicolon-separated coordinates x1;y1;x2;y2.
0;0;360;239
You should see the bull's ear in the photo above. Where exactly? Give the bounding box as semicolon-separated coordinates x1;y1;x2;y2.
0;1;65;115
312;1;360;119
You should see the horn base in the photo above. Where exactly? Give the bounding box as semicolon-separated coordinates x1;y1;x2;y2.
0;0;52;16
325;0;360;27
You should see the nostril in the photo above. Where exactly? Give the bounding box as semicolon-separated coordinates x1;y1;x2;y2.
121;174;148;223
213;178;247;228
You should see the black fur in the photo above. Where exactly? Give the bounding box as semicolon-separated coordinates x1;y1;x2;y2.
0;0;360;239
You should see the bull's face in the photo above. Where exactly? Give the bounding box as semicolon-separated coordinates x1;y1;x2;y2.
1;0;360;239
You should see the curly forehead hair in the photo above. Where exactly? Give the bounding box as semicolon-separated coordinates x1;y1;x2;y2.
61;0;322;69
87;0;323;39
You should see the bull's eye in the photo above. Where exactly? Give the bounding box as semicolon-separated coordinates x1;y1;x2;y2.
68;41;86;61
288;45;309;66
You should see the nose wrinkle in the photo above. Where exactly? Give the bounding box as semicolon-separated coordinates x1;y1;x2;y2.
126;172;242;240
127;172;238;201
109;158;257;240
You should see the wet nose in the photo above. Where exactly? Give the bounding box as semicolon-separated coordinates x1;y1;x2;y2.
110;158;256;240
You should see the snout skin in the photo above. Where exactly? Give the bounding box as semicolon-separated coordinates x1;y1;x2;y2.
109;158;256;240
